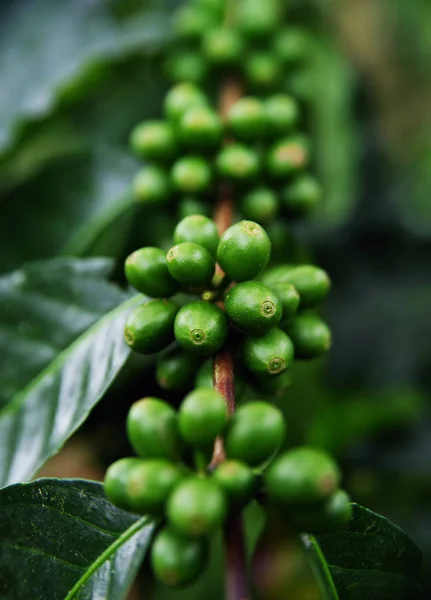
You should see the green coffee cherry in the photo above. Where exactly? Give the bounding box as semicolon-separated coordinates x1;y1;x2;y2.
174;215;219;256
270;282;300;322
288;490;353;534
195;360;246;399
243;328;294;377
286;313;332;359
226;98;266;142
225;402;285;467
166;242;215;286
124;299;177;354
130;121;177;163
165;51;208;84
273;29;311;64
127;459;183;514
125;248;179;298
212;460;255;507
244;53;282;91
240;188;279;223
281;175;321;217
127;397;182;460
267;137;310;180
178;197;211;219
175;302;228;355
133;166;170;206
167;477;227;537
236;0;281;39
225;281;282;335
264;95;300;137
202;28;244;66
262;265;331;308
104;457;142;511
178;106;223;149
216;144;260;183
164;83;208;123
178;387;227;448
156;348;198;391
217;220;271;281
171;156;212;194
265;446;341;505
174;6;212;41
151;527;209;587
253;369;292;396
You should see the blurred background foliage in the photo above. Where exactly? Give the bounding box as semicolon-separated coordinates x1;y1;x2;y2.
0;0;430;597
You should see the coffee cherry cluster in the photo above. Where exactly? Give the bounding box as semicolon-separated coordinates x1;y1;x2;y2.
105;393;352;588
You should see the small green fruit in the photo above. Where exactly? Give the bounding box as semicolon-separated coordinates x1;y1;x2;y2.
281;175;321;217
264;95;300;137
286;313;332;359
288;490;353;533
174;302;228;355
174;215;219;256
178;197;211;219
252;369;292;396
202;28;244;66
262;265;331;308
217;220;271;282
164;83;208;123
124;299;177;354
178;387;227;448
165;51;208;84
174;6;213;41
243;328;294;377
130;121;177;163
171;156;212;194
125;247;179;298
151;527;209;587
225;281;282;335
127;459;183;514
225;402;285;467
166;242;215;286
267;137;310;180
178;106;223;149
265;446;341;505
236;0;281;39
127;397;182;460
212;460;255;507
156;348;199;391
216;144;260;183
244;52;282;91
273;29;311;64
226;97;266;142
133;166;171;206
167;477;227;537
240;188;279;223
104;458;142;510
271;282;300;322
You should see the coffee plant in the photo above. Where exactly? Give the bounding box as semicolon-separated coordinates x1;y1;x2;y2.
0;0;425;599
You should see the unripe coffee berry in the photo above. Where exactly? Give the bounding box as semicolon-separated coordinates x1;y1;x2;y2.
130;121;177;163
265;446;341;505
171;156;212;194
127;459;183;514
288;489;353;534
225;402;285;467
226;98;266;142
281;175;321;217
245;53;282;91
270;282;300;322
167;477;227;537
243;328;294;377
202;28;244;66
104;457;142;511
124;299;177;354
178;387;227;448
174;301;228;355
264;95;300;137
156;349;198;391
125;247;179;298
262;265;331;308
286;313;332;359
216;145;260;183
166;242;215;286
174;6;212;41
267;137;310;180
225;281;282;334
164;83;208;123
217;220;271;282
240;188;279;223
236;0;280;39
273;29;311;64
133;166;171;206
178;197;211;219
151;527;209;587
165;51;208;84
127;397;182;460
173;215;219;256
178;107;223;149
212;460;255;507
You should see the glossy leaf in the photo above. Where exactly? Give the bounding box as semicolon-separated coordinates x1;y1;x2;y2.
0;478;155;600
302;504;422;600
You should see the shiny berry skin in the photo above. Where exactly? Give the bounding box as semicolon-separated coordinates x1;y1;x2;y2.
264;446;341;505
273;29;311;64
225;281;282;335
178;106;223;149
262;265;331;308
281;175;321;217
164;83;208;123
167;477;227;537
225;402;285;467
264;95;300;137
178;387;227;448
130;121;177;163
270;282;300;322
240;188;279;223
104;457;142;511
166;242;215;286
217;220;271;282
125;247;179;298
244;52;282;91
267;137;310;180
243;328;294;377
288;489;353;534
151;527;209;587
178;197;211;219
165;51;208;84
124;299;177;354
156;349;199;391
133;166;170;206
212;460;255;507
126;459;183;514
127;397;182;460
285;313;332;359
174;301;228;355
216;144;260;183
226;98;266;142
202;28;244;66
174;215;219;256
171;156;212;194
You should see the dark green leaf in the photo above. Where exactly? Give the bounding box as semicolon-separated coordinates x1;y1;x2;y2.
302;504;422;600
0;478;155;600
